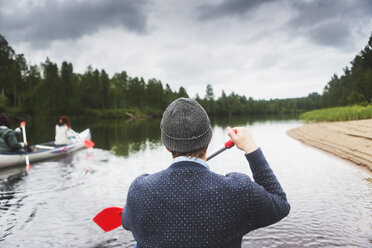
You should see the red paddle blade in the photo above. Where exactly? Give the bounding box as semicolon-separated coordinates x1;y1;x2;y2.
93;207;123;232
84;139;95;148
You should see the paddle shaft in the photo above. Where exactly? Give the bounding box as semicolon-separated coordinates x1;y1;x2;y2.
206;129;237;161
206;147;226;161
20;121;30;168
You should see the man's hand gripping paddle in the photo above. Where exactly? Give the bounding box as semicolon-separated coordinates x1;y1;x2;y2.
93;129;237;232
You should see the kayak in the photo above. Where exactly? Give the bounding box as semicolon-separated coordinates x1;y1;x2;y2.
0;129;91;169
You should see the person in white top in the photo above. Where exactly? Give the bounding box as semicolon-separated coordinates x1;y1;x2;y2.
55;116;79;145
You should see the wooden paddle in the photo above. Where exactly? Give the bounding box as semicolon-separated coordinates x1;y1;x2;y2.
20;121;31;170
93;129;237;232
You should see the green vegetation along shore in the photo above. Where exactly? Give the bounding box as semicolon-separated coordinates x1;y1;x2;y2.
300;105;372;122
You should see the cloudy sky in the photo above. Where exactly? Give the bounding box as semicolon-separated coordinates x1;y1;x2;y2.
1;0;372;99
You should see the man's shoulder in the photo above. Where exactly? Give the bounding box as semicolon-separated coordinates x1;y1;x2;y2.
128;163;203;190
126;169;170;199
129;169;168;187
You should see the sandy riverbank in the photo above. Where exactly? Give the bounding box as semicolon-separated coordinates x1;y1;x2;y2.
287;119;372;171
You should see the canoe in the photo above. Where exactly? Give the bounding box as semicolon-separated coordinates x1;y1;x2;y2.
0;129;91;169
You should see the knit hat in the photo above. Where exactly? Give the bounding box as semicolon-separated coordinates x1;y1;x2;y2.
161;98;212;152
0;114;9;127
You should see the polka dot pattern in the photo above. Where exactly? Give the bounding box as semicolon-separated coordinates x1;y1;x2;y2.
122;148;290;247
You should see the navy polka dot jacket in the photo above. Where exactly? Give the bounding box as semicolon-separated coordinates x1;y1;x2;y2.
122;148;290;247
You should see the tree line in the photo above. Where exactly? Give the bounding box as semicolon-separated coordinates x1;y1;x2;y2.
1;32;371;119
0;34;189;118
320;33;372;107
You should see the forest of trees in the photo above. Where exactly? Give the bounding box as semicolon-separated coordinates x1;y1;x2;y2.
320;34;372;107
0;33;371;120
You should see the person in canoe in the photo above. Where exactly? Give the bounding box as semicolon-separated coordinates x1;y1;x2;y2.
55;115;79;145
122;98;290;247
0;114;27;154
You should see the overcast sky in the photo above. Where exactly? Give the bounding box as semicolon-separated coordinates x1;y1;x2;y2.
1;0;372;99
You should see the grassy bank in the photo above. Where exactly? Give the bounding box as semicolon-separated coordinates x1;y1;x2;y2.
300;105;372;122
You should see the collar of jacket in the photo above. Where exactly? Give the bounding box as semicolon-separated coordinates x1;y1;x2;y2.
170;156;210;170
168;160;209;170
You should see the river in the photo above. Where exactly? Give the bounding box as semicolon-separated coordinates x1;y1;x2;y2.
0;116;371;247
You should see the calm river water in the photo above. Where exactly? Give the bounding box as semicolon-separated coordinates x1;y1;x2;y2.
0;116;371;248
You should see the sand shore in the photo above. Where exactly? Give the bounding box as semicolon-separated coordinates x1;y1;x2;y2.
287;119;372;171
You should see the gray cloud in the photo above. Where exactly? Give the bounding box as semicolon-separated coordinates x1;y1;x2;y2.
195;0;372;49
289;0;345;28
307;21;351;47
0;0;149;47
197;0;274;20
288;0;372;48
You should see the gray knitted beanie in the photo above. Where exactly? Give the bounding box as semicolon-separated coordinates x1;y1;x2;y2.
161;98;212;152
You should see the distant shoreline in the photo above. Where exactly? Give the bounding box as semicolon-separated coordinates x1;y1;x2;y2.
287;119;372;172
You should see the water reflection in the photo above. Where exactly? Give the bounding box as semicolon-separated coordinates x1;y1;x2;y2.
91;114;299;157
24;117;162;158
0;168;27;242
24;114;298;159
210;113;298;128
89;118;162;157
